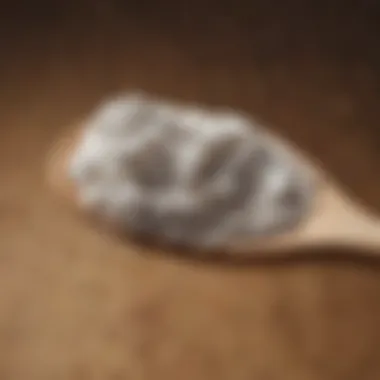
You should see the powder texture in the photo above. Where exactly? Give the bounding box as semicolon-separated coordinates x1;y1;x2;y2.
69;93;314;249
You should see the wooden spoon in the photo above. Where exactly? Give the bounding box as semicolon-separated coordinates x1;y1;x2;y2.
46;125;380;258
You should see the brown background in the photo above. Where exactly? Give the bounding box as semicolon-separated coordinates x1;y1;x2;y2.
0;1;380;379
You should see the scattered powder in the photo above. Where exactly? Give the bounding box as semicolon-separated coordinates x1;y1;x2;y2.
69;93;314;249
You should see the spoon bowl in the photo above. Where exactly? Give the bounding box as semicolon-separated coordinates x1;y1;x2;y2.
46;118;380;259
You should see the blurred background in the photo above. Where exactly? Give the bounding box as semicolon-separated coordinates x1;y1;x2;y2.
0;1;379;379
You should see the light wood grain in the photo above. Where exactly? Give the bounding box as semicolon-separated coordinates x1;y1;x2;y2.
0;2;380;380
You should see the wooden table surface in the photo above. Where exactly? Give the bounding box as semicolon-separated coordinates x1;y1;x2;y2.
0;2;379;379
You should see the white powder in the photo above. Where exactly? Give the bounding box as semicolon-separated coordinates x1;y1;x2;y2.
69;93;314;249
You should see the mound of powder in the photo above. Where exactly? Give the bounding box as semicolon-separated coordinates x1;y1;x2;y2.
69;93;314;249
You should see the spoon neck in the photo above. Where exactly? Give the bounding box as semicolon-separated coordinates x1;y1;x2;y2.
320;187;380;250
338;210;380;249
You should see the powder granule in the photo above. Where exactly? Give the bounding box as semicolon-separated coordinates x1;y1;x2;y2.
69;93;314;249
